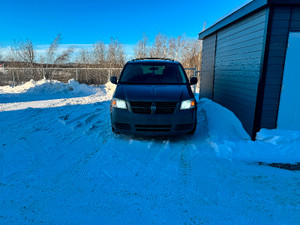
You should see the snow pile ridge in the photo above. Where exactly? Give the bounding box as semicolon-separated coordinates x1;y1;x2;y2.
67;79;100;95
25;79;99;95
199;98;300;164
105;81;116;96
199;98;250;141
0;79;37;94
26;79;73;94
257;128;300;145
0;79;102;96
0;79;112;112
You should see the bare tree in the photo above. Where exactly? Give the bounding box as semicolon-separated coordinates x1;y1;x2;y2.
38;55;46;64
134;33;149;58
5;47;16;64
116;41;125;67
46;34;61;64
167;37;176;60
54;47;74;64
43;34;74;80
44;34;74;64
181;38;202;69
107;38;125;68
11;39;36;67
133;33;201;68
75;49;91;64
164;35;186;62
175;36;185;61
92;41;106;67
150;33;168;58
167;36;185;61
74;41;107;67
0;46;4;61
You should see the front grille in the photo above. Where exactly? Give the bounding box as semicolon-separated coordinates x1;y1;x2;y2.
114;123;131;130
130;101;177;114
175;124;193;131
135;125;171;132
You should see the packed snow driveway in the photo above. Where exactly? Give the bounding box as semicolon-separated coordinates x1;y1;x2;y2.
0;80;299;224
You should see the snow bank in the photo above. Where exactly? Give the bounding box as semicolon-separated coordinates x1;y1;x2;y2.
199;98;250;141
0;79;116;112
257;128;300;145
199;98;300;164
0;79;36;94
0;79;98;95
105;81;117;96
254;129;300;163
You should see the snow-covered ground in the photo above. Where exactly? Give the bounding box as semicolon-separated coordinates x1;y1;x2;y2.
0;80;299;224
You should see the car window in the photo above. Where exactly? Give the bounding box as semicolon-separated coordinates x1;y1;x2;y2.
119;63;187;84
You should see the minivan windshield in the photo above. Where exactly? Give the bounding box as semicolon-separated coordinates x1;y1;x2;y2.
119;63;187;84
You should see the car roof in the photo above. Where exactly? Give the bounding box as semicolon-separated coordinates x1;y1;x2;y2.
128;58;180;65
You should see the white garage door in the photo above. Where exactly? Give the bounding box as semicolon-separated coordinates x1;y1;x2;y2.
277;32;300;130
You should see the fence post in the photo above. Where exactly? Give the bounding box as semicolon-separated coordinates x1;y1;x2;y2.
193;66;197;93
12;70;15;87
75;69;78;81
43;68;45;79
108;69;111;83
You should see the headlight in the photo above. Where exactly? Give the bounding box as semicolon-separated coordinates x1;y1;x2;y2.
180;99;196;110
111;98;127;109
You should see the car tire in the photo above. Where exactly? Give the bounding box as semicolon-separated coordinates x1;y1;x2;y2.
112;127;120;134
188;123;196;135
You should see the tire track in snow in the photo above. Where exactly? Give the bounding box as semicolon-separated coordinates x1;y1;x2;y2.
60;102;113;186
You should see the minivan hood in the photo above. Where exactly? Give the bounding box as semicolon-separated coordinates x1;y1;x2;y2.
113;84;193;102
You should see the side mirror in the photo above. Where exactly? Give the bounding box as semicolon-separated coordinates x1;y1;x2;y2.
110;76;118;84
190;77;198;85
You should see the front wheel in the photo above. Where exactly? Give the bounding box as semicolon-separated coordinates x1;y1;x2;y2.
188;123;196;135
112;126;120;134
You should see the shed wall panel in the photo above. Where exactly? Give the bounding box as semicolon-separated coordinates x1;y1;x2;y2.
260;6;300;129
213;9;268;135
200;34;216;99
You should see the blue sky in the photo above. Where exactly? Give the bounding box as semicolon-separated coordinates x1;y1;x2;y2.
1;0;251;48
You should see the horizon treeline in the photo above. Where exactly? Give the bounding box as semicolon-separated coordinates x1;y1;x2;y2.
0;33;202;69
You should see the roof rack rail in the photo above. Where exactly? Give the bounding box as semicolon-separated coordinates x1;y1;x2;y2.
132;57;175;62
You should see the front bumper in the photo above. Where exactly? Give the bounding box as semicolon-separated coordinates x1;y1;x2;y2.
110;106;197;136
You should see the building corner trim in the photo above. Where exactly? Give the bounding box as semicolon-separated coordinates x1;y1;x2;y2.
252;7;273;140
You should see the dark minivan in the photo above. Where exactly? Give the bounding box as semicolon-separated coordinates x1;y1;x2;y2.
110;58;198;136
